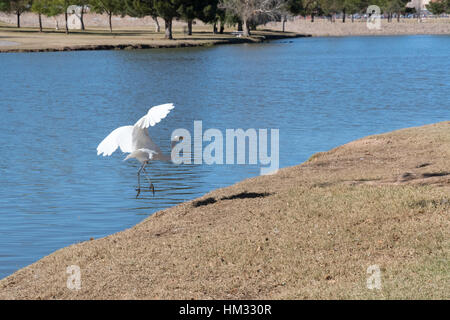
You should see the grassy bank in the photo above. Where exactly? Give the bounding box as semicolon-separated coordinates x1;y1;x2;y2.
0;121;448;299
0;25;308;53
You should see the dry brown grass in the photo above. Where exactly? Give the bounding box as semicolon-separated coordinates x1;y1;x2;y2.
0;122;448;299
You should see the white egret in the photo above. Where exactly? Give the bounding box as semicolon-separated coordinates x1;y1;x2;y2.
97;103;182;198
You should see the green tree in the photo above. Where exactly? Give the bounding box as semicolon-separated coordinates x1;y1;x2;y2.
196;0;223;33
44;0;64;29
177;0;198;35
304;0;324;22
180;0;222;35
125;0;160;32
152;0;182;39
38;0;72;34
388;0;409;22
90;0;124;32
285;0;304;15
426;0;449;15
320;0;341;22
55;0;72;34
222;9;241;31
75;0;90;30
0;0;7;11
31;0;47;31
281;0;305;31
0;0;32;28
341;0;364;22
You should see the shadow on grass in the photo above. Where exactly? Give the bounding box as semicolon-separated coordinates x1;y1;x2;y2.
422;172;450;178
221;192;272;200
193;197;217;207
192;192;272;207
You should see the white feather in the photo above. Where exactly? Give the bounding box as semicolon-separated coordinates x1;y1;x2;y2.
134;103;175;129
123;149;157;162
96;103;175;162
97;125;133;156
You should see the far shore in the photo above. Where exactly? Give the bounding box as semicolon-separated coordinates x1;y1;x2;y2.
0;13;308;53
0;121;448;299
0;13;449;53
267;17;450;37
0;27;308;53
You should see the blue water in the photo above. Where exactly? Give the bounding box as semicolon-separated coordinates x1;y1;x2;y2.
0;35;449;279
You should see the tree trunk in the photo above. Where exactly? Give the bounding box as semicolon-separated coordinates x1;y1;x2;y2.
213;22;217;34
351;14;354;22
187;19;192;35
219;20;224;34
311;13;315;22
152;15;160;32
80;7;85;30
397;12;400;22
343;8;346;23
16;12;20;28
237;21;243;31
38;13;42;32
65;11;69;34
282;15;286;32
108;12;112;32
164;18;172;39
243;19;250;36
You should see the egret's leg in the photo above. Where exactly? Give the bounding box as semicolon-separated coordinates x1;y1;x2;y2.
136;162;146;198
142;167;155;196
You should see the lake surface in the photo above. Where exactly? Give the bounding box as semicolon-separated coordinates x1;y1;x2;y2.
0;35;449;279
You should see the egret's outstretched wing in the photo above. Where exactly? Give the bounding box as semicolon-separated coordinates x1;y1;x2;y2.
134;103;175;129
97;125;134;156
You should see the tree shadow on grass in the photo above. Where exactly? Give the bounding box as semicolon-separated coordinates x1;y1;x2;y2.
192;197;217;207
221;192;272;200
192;192;273;207
422;172;450;178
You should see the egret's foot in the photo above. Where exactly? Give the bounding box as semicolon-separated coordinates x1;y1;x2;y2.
150;183;155;196
135;187;141;198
